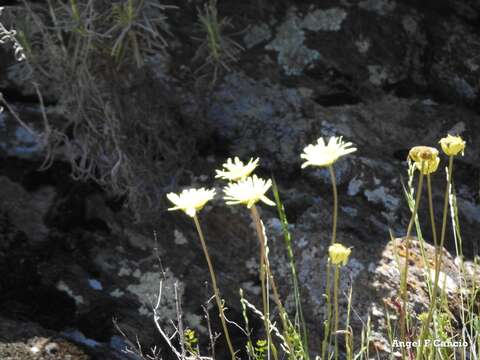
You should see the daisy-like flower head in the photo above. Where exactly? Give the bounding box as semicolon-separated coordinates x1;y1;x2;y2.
328;243;351;266
439;134;466;157
223;175;275;208
414;156;440;175
215;157;259;182
301;136;357;169
408;146;439;162
166;188;216;217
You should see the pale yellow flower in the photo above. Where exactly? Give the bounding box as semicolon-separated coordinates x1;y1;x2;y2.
414;157;440;175
216;157;259;182
408;146;439;162
301;136;357;168
439;134;466;156
418;312;429;322
328;243;351;266
223;175;275;208
408;146;440;175
167;188;216;217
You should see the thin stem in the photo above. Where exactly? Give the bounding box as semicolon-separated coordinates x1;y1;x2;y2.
321;264;332;360
193;215;236;360
272;179;309;357
252;205;294;356
250;206;278;360
322;165;339;360
400;168;425;357
427;174;439;249
437;156;454;269
333;265;340;360
329;165;338;246
416;156;454;360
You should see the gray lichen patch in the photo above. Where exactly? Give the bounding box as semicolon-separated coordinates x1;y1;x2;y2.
364;186;400;211
348;177;363;196
355;36;371;54
174;229;188;245
126;269;183;320
266;9;321;76
301;8;348;32
56;280;85;305
266;6;349;76
368;65;389;85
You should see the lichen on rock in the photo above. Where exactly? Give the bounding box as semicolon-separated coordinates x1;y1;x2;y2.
301;8;348;32
126;269;182;319
266;8;321;76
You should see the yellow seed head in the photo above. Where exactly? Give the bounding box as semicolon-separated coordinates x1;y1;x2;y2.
328;243;351;266
414;156;440;175
408;146;439;162
439;134;466;156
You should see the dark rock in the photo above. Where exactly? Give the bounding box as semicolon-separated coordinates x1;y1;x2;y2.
0;175;54;242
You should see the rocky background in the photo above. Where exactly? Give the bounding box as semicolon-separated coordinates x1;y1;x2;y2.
0;0;479;359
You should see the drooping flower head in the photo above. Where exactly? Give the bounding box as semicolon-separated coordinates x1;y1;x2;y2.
439;134;466;156
408;146;440;175
167;188;216;217
223;175;275;208
414;156;440;175
408;146;438;162
301;136;357;168
216;157;259;182
328;243;351;266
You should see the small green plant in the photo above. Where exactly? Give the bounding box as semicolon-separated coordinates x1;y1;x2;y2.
106;0;174;68
184;328;200;357
253;340;268;360
194;0;243;84
272;178;309;357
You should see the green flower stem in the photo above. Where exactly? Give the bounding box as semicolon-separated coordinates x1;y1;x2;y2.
329;165;338;246
333;264;340;360
272;179;310;358
250;205;279;360
400;168;424;358
251;205;294;359
416;156;454;360
426;173;439;249
193;215;236;360
322;165;339;360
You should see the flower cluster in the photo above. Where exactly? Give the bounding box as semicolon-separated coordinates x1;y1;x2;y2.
215;157;274;209
163;131;470;360
408;134;466;175
167;156;274;217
